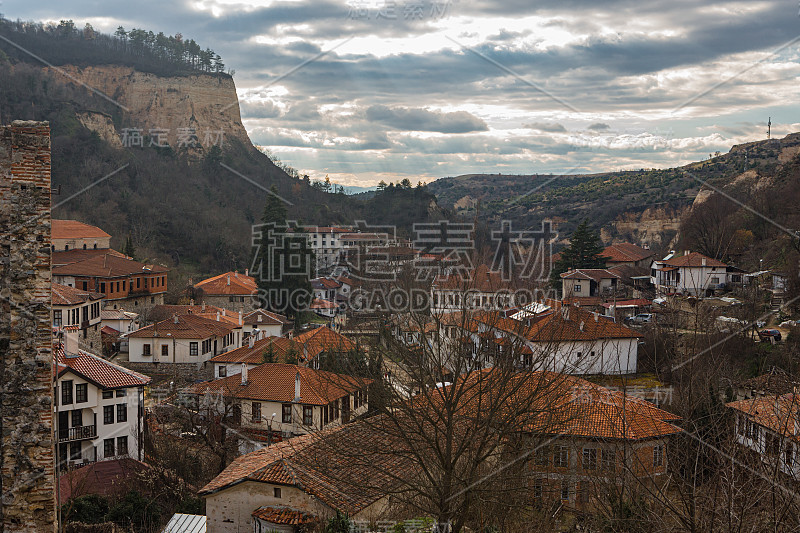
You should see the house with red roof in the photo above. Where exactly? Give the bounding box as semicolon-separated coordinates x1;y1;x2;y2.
194;270;260;312
209;335;303;379
242;308;293;339
602;243;653;268
293;326;357;369
431;264;519;314
191;363;370;444
52;252;169;310
650;250;730;296
727;393;800;477
52;282;105;353
52;219;111;252
55;345;151;468
127;313;242;365
560;268;621;299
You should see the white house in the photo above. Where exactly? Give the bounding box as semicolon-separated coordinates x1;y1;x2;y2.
560;268;621;298
430;264;517;314
190;363;370;447
209;335;303;379
55;345;150;467
52;282;105;353
436;305;640;375
100;309;140;335
127;313;241;365
242;309;292;340
650;251;729;296
727;393;800;477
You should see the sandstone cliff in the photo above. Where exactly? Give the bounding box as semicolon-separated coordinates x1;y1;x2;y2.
50;65;251;150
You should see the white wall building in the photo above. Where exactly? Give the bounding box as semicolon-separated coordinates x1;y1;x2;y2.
650;251;729;296
55;346;150;467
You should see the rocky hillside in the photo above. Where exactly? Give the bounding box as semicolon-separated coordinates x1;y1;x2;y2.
53;65;250;149
428;134;800;253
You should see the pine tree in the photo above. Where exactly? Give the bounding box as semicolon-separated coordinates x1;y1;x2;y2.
123;234;136;261
285;347;299;365
550;219;608;287
262;343;277;364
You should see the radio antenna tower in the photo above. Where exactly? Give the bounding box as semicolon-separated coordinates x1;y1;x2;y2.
767;117;771;139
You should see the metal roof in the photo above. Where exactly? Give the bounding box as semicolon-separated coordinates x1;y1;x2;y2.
161;513;206;533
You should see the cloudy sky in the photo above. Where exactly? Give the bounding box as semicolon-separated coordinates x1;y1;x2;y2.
3;0;800;186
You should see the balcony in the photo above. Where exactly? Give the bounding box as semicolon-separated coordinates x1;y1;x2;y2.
58;425;97;443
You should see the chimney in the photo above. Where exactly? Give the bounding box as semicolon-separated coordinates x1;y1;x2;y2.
579;320;585;332
593;312;599;322
202;302;206;312
173;315;179;324
216;312;220;322
227;275;231;286
239;310;243;325
248;335;255;348
190;299;194;306
294;371;301;401
241;363;248;385
235;270;238;278
702;258;706;267
245;268;249;277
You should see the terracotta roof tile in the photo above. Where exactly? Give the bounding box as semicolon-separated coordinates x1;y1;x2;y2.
52;219;111;240
191;363;369;405
128;314;237;339
434;264;513;292
293;326;356;360
195;272;258;295
57;345;151;389
560;268;620;282
727;393;800;442
52;248;128;267
602;243;653;264
148;304;225;323
209;337;301;365
52;253;169;278
243;309;292;326
662;251;727;268
310;298;337;310
52;282;104;306
252;506;317;525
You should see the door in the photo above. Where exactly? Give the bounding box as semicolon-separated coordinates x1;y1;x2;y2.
58;411;69;440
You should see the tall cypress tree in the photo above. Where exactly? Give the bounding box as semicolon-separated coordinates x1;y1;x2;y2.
550;219;608;287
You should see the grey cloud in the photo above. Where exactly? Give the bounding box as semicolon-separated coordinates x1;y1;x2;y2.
524;122;568;133
365;105;488;133
587;123;610;131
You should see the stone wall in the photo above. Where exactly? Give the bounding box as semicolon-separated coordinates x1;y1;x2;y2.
0;121;56;532
121;361;214;385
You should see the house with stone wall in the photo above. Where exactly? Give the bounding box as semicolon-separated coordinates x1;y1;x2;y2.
52;282;105;353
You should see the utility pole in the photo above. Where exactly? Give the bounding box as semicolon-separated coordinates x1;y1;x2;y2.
767;117;771;140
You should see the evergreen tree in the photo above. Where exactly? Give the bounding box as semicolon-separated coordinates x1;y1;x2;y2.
262;342;277;364
123;233;136;260
258;187;313;319
550;219;608;287
285;347;299;365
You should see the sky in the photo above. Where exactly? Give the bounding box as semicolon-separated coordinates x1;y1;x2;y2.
3;0;800;186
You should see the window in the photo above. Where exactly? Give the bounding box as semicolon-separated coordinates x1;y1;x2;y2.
303;405;314;426
574;284;582;293
532;478;543;499
560;480;570;501
104;438;115;457
583;448;597;470
161;344;169;357
578;483;590;503
554;446;569;468
70;442;81;461
190;342;198;356
117;436;128;456
785;445;794;467
653;444;664;467
71;410;82;428
534;446;549;466
62;380;73;405
136;278;140;289
274;487;281;498
710;277;719;285
53;310;62;327
102;390;113;400
576;351;582;358
252;402;262;422
75;383;88;403
218;365;227;377
100;282;106;294
737;415;746;436
116;389;126;397
117;404;127;423
103;405;114;425
142;344;151;356
282;403;292;424
602;449;616;470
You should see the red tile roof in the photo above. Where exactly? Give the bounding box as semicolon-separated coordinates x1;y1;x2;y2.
59;458;151;502
243;309;292;326
310;298;337;310
209;336;301;365
127;314;237;339
727;393;800;442
52;248;128;267
52;253;169;278
57;346;151;389
52;219;110;240
312;277;341;290
195;272;258;295
191;363;369;405
560;268;620;282
147;304;225;323
200;422;408;514
602;243;653;264
293;326;356;359
434;264;513;292
662;251;727;268
52;282;104;306
252;506;317;526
